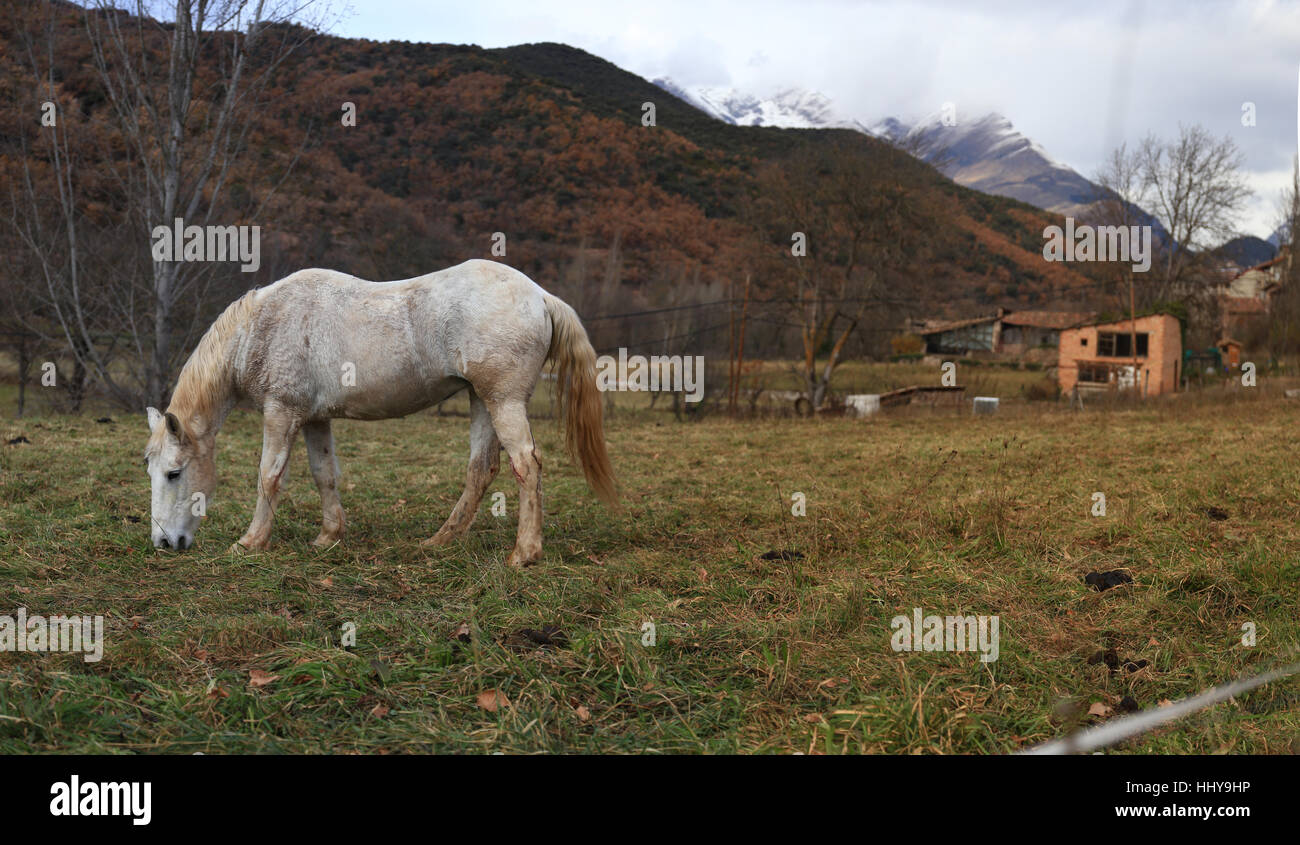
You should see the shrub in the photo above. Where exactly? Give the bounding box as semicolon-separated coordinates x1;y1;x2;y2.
891;333;924;356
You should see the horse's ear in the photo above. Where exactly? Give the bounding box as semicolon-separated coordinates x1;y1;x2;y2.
146;407;163;430
163;411;189;445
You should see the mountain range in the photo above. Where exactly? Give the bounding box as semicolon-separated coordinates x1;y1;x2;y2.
655;79;1176;243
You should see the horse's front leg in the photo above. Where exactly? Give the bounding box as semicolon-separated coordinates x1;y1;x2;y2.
235;405;301;551
304;419;345;547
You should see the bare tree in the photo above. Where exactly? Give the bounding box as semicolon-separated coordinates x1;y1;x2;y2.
750;140;922;410
0;243;44;417
1090;144;1145;304
1266;155;1300;362
81;0;325;407
1137;124;1251;296
1090;143;1148;398
2;0;136;410
3;2;323;410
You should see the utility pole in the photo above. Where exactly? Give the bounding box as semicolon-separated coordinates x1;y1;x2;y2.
1129;268;1139;401
728;274;751;415
727;276;736;416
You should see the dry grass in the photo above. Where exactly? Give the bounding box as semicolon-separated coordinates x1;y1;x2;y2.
0;375;1297;754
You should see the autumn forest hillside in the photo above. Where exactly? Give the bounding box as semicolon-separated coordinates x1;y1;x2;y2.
0;4;1105;371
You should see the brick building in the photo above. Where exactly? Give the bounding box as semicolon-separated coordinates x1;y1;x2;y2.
1057;313;1182;397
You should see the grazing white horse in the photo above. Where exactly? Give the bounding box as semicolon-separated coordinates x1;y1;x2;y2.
143;259;616;566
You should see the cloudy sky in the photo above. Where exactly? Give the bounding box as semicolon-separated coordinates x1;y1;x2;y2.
334;0;1300;239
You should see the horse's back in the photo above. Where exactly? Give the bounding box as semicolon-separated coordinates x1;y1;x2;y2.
257;260;546;328
237;261;554;419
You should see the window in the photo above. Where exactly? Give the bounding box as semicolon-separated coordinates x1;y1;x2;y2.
1078;363;1109;383
1081;337;1088;347
1097;332;1148;357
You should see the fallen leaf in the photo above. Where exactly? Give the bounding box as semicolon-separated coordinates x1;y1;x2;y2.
451;621;471;643
206;685;229;699
1158;699;1174;708
575;705;591;722
318;576;334;587
477;689;510;712
1087;701;1112;717
370;703;390;717
249;669;280;688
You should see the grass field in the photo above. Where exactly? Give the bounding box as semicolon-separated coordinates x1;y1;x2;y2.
1;373;1298;754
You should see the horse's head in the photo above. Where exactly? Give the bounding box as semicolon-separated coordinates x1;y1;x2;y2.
144;407;216;550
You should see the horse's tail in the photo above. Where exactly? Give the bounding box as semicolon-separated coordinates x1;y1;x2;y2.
543;293;618;506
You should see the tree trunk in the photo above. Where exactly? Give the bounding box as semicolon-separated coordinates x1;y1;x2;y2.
16;334;31;418
150;261;177;408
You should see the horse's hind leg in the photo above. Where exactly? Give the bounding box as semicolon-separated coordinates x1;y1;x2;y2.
422;391;500;548
236;403;301;551
304;419;346;547
485;398;543;567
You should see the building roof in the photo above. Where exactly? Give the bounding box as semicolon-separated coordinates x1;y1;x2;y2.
1000;310;1096;329
1064;311;1181;330
920;314;1000;336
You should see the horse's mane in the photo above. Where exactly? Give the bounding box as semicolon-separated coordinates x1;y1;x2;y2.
167;289;260;433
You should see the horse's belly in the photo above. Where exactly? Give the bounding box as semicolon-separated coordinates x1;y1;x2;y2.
328;375;467;420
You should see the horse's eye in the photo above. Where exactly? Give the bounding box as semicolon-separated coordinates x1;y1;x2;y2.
167;469;182;482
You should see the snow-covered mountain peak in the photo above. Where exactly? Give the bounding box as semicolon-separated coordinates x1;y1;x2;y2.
652;77;867;132
654;79;1122;220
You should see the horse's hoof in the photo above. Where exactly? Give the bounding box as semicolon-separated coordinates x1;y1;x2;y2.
419;530;454;548
231;539;266;554
506;549;542;568
311;533;342;549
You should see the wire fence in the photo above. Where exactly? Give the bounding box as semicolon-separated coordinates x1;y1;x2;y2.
1022;656;1300;754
